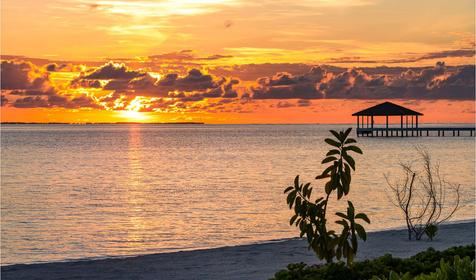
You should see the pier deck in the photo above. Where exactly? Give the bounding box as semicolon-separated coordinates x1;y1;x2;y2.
356;127;475;137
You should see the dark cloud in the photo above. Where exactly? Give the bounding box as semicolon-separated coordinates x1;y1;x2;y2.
327;49;475;64
249;63;475;100
199;54;233;60
1;95;8;106
71;79;103;88
45;63;69;72
107;69;239;100
149;50;233;62
297;99;312;107
149;50;195;61
1;60;53;91
418;49;475;61
12;94;101;109
251;67;327;99
275;101;294;108
9;89;56;96
224;20;233;28
82;61;145;79
12;96;50;108
210;63;346;81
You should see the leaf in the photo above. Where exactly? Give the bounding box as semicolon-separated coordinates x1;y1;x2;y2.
330;130;342;142
347;201;354;210
295;196;302;213
347;201;355;219
290;214;298;225
343;154;355;170
306;187;313;198
284;186;293;193
345;145;363;154
325;138;341;148
355;224;367;241
336;220;348;227
302;183;310;195
336;212;348;219
286;190;296;208
344;138;357;144
343;127;352;139
322;156;337;164
337;188;343;199
355;213;371;224
315;174;330;180
294;175;300;188
326;149;340;156
325;181;333;195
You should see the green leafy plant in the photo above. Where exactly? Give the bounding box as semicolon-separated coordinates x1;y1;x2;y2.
284;128;370;266
270;245;475;280
372;255;475;280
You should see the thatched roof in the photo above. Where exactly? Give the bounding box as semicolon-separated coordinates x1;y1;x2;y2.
352;101;423;116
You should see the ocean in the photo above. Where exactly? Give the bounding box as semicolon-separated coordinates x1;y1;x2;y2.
1;124;474;265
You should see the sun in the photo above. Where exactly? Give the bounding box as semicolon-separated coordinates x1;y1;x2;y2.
121;110;149;121
119;97;152;122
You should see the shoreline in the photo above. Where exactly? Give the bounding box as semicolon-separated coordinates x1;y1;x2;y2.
4;218;474;267
2;220;474;280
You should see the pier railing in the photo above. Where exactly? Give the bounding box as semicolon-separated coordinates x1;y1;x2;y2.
356;127;475;137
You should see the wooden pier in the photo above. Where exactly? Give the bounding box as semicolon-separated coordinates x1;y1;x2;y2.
352;102;475;137
356;127;475;137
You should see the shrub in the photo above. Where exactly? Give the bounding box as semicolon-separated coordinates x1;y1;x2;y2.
385;148;461;241
284;128;369;266
371;255;475;280
270;244;475;280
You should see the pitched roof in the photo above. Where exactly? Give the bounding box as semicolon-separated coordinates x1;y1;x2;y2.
352;101;423;116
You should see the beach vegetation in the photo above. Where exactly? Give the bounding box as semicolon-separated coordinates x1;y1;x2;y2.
284;128;369;266
385;148;462;241
371;255;475;280
270;244;475;280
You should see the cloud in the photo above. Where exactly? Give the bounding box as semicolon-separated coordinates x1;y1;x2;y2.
12;96;50;108
327;49;475;64
211;63;332;81
297;99;312;106
1;60;105;109
82;61;145;79
95;67;240;100
12;94;101;109
149;50;233;62
249;63;475;100
45;63;69;72
199;54;234;61
1;60;53;91
251;66;327;99
149;50;195;61
1;95;8;106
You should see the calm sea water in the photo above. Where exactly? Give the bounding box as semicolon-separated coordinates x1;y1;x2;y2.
1;124;475;265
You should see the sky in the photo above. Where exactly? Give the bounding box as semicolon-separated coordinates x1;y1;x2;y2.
1;0;475;123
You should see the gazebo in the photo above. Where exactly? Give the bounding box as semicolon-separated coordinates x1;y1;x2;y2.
352;101;423;137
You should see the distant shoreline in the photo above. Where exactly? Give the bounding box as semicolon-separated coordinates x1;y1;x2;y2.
1;122;475;125
0;122;206;125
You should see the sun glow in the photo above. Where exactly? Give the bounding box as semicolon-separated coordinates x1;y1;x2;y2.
119;97;151;121
121;110;149;121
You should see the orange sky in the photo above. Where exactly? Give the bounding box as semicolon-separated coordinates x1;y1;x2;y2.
1;0;475;123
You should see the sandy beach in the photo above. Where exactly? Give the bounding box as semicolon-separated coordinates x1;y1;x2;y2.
2;221;474;280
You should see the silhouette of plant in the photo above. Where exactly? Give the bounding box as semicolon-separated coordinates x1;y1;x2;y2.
424;224;438;241
284;128;369;266
386;147;461;241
